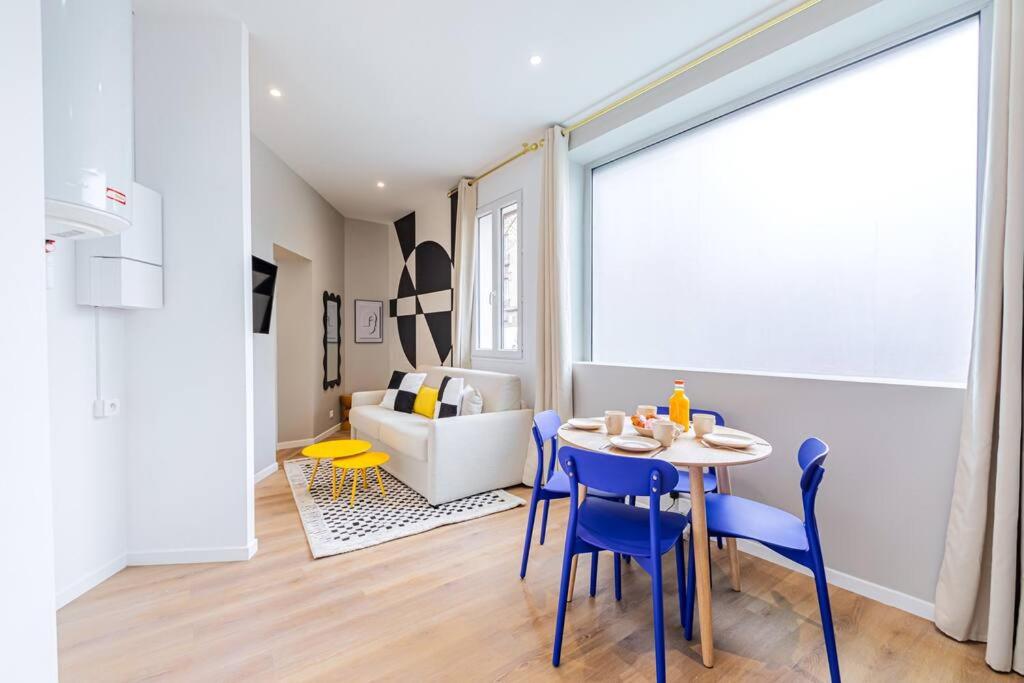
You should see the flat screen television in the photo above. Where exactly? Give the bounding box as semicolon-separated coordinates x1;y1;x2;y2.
252;255;278;334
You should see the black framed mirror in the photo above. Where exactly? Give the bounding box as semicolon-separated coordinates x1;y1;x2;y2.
323;291;341;390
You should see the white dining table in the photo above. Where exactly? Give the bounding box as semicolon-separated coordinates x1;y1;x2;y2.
556;420;772;668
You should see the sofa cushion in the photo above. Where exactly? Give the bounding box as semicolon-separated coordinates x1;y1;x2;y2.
381;371;426;413
380;417;430;462
422;367;520;413
349;405;393;440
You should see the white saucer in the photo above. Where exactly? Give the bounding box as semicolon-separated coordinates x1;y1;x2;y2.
610;435;661;452
568;418;603;431
703;432;756;449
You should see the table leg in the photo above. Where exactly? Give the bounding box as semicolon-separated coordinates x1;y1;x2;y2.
689;466;714;667
566;484;587;603
716;466;741;591
306;459;320;492
350;470;359;506
334;469;348;501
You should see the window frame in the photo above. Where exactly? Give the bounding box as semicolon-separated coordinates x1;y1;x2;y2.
473;190;524;360
581;7;991;387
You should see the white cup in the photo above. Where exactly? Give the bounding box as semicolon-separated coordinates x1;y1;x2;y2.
693;413;716;438
605;410;626;436
651;419;676;447
636;404;657;419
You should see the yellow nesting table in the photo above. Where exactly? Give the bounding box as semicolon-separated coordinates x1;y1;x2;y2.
300;439;371;491
332;452;390;505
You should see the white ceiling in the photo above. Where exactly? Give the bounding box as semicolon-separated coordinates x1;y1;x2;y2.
144;1;793;223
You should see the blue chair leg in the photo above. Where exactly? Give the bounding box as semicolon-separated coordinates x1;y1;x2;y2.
810;554;841;682
674;536;686;627
519;491;540;579
614;553;622;601
552;542;575;667
685;530;696;640
716;536;724;550
539;499;551;545
624;500;635;566
589;552;599;597
651;553;667;683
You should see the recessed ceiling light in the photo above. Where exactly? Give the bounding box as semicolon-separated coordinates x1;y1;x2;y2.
376;181;386;188
269;87;282;98
529;55;542;66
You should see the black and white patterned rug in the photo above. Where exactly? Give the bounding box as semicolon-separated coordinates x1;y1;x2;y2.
284;458;525;559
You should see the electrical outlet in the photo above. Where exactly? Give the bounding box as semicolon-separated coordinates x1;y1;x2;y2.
93;398;121;418
329;409;335;419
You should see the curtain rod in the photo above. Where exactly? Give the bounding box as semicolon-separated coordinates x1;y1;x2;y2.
446;0;821;196
446;139;543;198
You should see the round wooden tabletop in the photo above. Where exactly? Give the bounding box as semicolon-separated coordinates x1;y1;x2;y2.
557;421;772;468
301;439;372;460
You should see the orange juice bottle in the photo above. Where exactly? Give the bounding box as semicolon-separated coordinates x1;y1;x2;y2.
668;380;690;431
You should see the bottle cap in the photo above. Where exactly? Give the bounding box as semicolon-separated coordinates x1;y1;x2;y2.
674;379;685;386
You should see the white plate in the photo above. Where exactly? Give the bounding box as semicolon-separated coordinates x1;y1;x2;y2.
568;418;603;431
703;432;756;449
610;435;661;452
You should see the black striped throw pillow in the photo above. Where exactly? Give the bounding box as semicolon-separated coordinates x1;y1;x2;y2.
380;371;426;413
433;376;465;419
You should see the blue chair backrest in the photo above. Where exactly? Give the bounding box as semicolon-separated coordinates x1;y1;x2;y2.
557;445;679;497
656;406;725;426
797;437;829;523
532;410;563;484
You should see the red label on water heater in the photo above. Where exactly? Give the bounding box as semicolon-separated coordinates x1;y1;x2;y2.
106;187;127;205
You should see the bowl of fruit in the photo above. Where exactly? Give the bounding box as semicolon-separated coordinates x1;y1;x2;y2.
630;413;679;438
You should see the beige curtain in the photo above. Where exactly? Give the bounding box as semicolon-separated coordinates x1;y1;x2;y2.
934;0;1024;673
524;126;574;485
535;125;573;419
452;178;477;368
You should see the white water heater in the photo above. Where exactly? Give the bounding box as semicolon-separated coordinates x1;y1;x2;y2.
42;0;134;239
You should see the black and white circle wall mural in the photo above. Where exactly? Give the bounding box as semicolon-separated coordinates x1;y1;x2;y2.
388;211;453;368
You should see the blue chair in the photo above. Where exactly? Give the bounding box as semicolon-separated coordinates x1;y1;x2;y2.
519;411;622;579
552;446;687;683
685;437;840;682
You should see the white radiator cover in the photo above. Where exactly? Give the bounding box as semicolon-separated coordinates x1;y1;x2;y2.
42;0;133;239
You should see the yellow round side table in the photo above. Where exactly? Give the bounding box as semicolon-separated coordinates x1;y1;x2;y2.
331;452;390;506
300;439;371;492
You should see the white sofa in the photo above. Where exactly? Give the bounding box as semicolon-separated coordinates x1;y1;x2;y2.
349;366;532;505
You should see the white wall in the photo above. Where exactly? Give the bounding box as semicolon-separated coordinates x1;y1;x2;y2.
47;250;129;606
274;245;315;443
345;219;392;392
128;10;256;563
250;137;346;454
0;0;59;676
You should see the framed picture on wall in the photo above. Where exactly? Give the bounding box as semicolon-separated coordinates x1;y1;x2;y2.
355;299;384;343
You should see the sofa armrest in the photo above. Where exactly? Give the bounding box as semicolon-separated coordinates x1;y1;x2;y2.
352;390;385;407
427;409;533;505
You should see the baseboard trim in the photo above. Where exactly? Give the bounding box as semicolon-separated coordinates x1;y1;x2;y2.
276;423;341;451
56;553;128;609
127;538;258;566
254;461;279;483
735;539;935;620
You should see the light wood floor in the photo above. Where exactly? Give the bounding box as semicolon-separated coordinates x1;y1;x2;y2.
57;440;1007;682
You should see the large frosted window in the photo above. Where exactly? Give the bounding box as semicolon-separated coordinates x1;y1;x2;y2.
591;18;979;383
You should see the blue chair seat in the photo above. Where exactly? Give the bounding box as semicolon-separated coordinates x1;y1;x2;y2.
577;497;687;558
672;470;717;494
701;493;809;552
544;471;621;499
